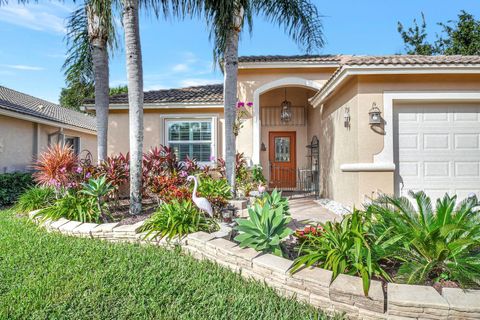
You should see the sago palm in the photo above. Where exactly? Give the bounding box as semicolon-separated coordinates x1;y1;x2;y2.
367;191;480;288
197;0;325;193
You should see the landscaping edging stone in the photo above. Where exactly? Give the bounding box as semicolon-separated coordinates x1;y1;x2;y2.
28;212;480;320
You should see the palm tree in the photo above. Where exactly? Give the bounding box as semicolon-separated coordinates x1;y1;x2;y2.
64;0;117;162
200;0;325;193
121;0;144;215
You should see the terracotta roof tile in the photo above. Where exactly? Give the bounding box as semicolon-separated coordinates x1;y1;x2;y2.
0;86;96;131
87;84;223;105
239;54;343;63
344;55;480;66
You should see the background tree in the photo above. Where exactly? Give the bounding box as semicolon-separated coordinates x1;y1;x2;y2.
59;84;127;110
398;11;480;55
397;12;436;55
64;0;117;162
436;11;480;55
200;0;325;194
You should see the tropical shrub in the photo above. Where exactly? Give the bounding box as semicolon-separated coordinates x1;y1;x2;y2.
294;225;324;242
33;144;79;191
291;209;402;295
37;192;101;223
97;153;129;199
0;172;34;207
140;200;218;240
149;175;190;204
197;175;232;214
256;189;290;214
251;164;266;184
15;187;56;212
80;176;113;220
367;191;480;288
234;202;293;256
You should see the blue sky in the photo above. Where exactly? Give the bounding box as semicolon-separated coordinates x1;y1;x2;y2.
0;0;478;103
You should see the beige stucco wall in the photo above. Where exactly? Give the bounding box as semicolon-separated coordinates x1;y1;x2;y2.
236;68;337;160
0;114;97;172
107;108;225;158
313;73;480;207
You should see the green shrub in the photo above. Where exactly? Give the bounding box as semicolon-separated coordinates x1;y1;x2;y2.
140;200;218;241
197;175;232;214
0;172;34;207
367;191;480;288
37;192;101;223
255;189;289;214
234;201;293;256
80;175;113;220
291;209;402;295
15;187;56;213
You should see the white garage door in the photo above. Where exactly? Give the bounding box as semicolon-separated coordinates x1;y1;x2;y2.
394;102;480;200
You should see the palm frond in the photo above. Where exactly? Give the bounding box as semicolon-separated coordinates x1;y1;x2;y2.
253;0;324;53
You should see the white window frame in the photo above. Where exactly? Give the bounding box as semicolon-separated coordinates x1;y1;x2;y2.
161;114;218;165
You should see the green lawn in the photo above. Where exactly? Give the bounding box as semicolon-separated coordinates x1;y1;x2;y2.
0;210;340;320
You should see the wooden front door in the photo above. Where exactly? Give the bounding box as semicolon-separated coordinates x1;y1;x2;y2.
269;131;296;188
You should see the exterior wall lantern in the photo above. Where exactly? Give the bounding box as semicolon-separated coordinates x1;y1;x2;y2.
280;88;292;123
343;107;351;128
368;103;382;125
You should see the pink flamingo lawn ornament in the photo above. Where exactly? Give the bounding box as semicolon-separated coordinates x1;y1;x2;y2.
187;175;214;217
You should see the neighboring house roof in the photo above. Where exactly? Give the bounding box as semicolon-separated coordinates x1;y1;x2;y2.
238;54;343;63
343;55;480;66
85;84;224;106
0;85;96;132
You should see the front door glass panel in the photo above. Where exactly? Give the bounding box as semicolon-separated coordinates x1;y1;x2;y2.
274;137;291;162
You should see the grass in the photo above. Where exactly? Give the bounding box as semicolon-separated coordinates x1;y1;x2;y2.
0;210;341;320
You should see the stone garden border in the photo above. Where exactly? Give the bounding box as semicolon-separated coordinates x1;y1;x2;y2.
28;209;480;320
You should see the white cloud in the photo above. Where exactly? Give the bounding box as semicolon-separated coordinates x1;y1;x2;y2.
3;64;44;71
0;3;71;34
180;78;220;87
172;63;189;72
145;84;167;91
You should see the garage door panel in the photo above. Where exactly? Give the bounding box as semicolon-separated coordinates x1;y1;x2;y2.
394;103;480;200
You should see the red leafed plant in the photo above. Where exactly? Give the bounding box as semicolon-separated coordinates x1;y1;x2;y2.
33;144;79;191
295;225;324;241
98;153;129;199
150;175;190;204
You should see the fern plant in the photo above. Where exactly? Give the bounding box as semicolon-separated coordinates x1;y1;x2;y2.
234;202;293;256
140;200;218;241
15;187;56;213
367;191;480;288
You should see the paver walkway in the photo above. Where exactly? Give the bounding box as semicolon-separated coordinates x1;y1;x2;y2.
287;197;339;229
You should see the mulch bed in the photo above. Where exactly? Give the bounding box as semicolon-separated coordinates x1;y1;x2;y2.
108;198;158;226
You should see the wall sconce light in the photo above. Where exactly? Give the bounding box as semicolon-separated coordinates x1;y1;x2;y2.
343;107;351;127
261;142;267;151
369;103;382;125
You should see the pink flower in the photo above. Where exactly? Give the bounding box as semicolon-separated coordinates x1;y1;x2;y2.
75;167;83;174
179;170;188;178
59;166;67;174
258;184;266;194
246;102;253;107
85;172;91;179
237;101;245;109
209;155;216;162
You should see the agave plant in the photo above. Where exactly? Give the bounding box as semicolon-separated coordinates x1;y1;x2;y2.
291;209;401;295
234;202;293;256
80;175;113;220
255;189;290;215
367;191;480;288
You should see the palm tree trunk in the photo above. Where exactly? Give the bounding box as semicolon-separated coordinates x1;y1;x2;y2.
92;45;109;162
122;0;144;215
87;5;109;162
223;8;243;196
